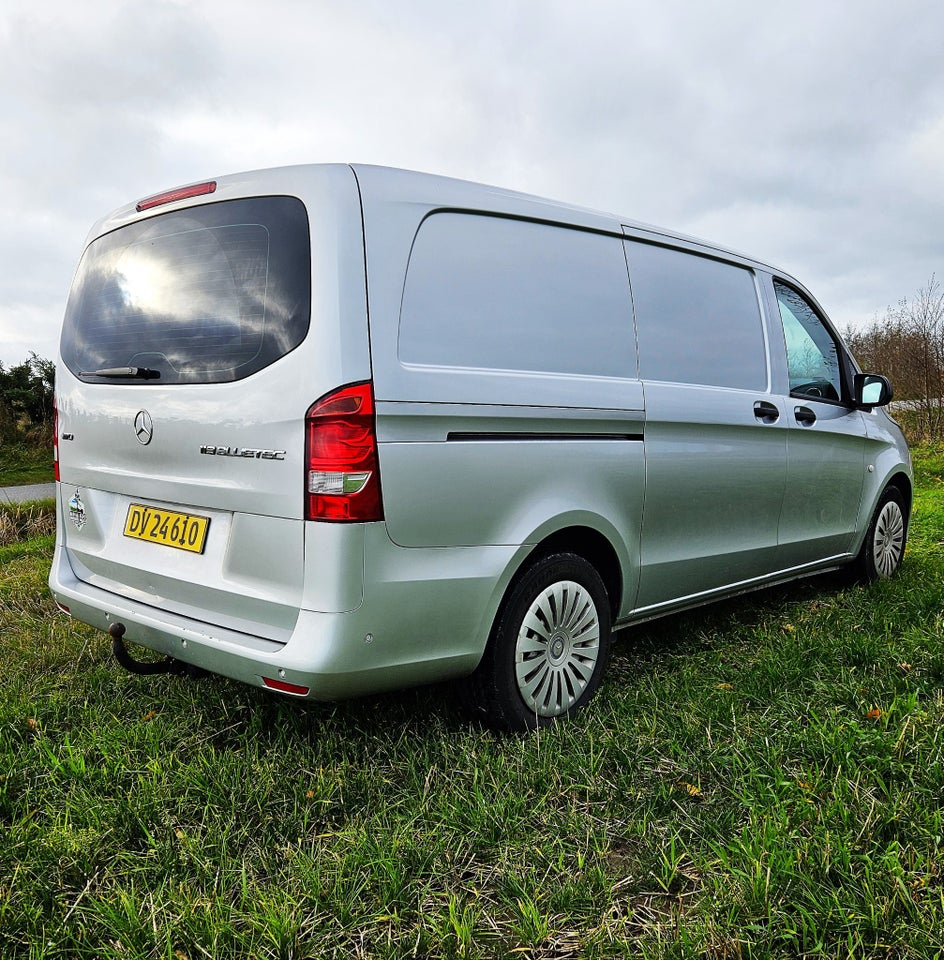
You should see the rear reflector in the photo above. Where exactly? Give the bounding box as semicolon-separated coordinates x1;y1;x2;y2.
262;677;310;696
305;381;384;522
56;602;70;615
136;181;217;212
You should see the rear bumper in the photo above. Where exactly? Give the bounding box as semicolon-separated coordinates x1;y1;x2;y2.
49;525;521;701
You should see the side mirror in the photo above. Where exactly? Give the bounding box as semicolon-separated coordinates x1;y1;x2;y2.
854;373;893;409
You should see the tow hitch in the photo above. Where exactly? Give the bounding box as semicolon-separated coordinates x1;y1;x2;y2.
109;622;206;678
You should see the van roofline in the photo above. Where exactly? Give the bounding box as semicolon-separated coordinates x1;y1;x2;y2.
349;162;780;268
86;160;803;292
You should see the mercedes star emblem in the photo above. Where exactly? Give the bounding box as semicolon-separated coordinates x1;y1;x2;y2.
134;410;153;445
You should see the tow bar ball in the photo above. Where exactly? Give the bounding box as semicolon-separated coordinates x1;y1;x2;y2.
108;622;206;678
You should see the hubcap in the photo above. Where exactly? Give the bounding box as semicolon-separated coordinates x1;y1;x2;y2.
515;580;601;718
873;500;905;578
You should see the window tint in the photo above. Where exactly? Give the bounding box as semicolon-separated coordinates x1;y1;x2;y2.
398;213;632;378
774;282;842;402
625;241;766;390
61;197;310;384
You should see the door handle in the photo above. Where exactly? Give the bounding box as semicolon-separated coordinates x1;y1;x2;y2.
794;405;817;426
753;400;780;424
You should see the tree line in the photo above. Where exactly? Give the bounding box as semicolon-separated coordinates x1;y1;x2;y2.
0;353;55;443
844;275;944;439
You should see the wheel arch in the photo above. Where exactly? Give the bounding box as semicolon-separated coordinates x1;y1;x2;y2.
850;470;911;582
852;465;914;559
522;526;625;622
489;522;627;633
885;470;913;527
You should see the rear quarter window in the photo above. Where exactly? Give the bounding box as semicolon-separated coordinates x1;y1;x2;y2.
61;196;311;384
398;213;633;378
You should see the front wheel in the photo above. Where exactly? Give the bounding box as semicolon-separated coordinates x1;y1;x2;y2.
853;486;907;582
469;553;612;732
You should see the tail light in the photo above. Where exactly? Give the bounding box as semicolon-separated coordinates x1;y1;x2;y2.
53;395;59;482
305;381;384;522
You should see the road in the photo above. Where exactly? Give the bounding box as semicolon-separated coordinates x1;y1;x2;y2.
0;482;56;504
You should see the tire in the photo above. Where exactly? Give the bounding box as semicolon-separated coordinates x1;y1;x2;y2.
468;552;612;732
852;486;907;582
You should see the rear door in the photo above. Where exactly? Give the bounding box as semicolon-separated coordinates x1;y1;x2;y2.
56;191;318;641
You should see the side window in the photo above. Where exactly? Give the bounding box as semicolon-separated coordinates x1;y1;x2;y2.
398;213;633;378
774;282;843;402
625;240;767;390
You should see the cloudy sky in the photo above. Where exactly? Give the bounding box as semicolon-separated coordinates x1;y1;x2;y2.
1;0;942;368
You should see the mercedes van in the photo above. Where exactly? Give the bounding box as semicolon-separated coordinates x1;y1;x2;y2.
49;164;912;730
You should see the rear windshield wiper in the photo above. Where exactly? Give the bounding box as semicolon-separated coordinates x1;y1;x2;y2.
81;367;161;380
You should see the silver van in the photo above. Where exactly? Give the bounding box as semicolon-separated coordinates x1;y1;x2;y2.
49;164;911;730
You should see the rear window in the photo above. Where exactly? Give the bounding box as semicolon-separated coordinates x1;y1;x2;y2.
61;196;310;384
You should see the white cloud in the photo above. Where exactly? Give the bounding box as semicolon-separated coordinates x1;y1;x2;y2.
1;302;61;368
1;0;943;366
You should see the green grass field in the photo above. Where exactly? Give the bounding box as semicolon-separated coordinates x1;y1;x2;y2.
1;448;943;959
0;439;55;487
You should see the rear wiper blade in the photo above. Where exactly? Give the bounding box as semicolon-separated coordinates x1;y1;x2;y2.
82;367;161;380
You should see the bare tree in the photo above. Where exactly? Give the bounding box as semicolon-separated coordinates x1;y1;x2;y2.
899;276;944;435
845;275;944;438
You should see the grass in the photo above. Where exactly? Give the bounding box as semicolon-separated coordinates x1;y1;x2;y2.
1;449;943;958
0;438;55;486
0;501;56;546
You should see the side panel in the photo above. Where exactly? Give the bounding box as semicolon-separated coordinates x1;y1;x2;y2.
857;407;914;545
359;190;646;617
376;402;644;549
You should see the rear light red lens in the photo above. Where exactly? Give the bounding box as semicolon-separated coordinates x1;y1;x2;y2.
136;181;217;212
53;395;59;482
262;676;310;696
305;381;384;522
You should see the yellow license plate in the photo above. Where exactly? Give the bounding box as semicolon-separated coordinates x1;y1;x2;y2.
123;504;210;554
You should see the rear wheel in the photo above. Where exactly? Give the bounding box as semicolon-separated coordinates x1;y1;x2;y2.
469;553;611;732
853;486;907;582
